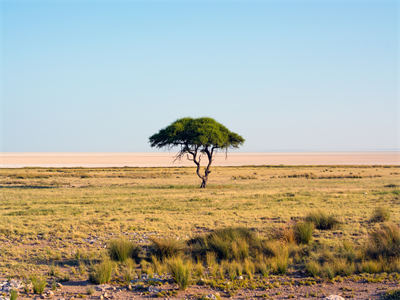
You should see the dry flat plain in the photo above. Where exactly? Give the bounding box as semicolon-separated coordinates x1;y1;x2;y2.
0;163;400;299
1;152;399;167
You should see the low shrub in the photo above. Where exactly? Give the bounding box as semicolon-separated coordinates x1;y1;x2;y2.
188;227;264;261
370;207;390;223
365;223;400;260
167;257;192;290
339;240;357;263
270;249;289;274
108;238;140;262
243;258;255;279
305;210;340;230
121;259;136;282
89;260;114;284
333;258;355;276
150;238;184;260
255;259;270;277
306;247;356;278
306;260;321;277
294;222;314;244
224;260;243;279
193;261;205;278
360;260;382;273
206;252;219;277
151;255;167;275
31;276;46;295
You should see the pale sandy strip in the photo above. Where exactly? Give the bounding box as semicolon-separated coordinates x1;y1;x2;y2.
0;152;399;168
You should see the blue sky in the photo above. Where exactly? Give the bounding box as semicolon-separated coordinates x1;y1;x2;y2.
1;0;398;152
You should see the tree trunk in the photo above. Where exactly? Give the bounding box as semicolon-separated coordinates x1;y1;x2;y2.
188;146;214;189
200;176;208;188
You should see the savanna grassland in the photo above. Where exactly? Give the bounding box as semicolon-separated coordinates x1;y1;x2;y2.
1;166;400;299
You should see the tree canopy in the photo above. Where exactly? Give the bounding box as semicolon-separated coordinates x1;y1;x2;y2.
149;117;245;187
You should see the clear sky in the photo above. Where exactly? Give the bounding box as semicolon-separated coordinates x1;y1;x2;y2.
1;0;399;152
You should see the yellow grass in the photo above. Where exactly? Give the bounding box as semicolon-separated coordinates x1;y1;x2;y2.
0;165;399;279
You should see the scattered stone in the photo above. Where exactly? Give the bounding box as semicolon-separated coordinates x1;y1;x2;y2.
96;284;111;292
325;296;345;300
0;279;23;293
148;286;160;293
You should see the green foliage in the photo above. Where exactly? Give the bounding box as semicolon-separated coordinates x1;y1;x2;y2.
108;238;140;262
89;260;114;284
371;207;391;223
167;257;192;290
149;117;244;150
305;210;340;230
31;276;47;294
150;238;185;260
149;117;244;187
294;222;314;244
366;223;400;259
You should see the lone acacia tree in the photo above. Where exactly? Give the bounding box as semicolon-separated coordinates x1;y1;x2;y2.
149;117;245;188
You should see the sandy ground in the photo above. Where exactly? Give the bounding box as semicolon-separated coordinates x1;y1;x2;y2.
1;152;399;167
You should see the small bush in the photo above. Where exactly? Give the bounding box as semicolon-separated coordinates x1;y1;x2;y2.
151;255;167;275
167;257;191;290
281;227;296;244
306;246;357;278
382;289;400;300
243;258;255;279
193;261;205;278
339;240;357;263
270;250;289;275
121;259;137;282
205;252;219;277
188;227;263;261
333;258;355;276
371;207;390;223
360;260;382;273
294;222;314;244
89;260;114;284
306;260;321;277
150;238;184;260
305;210;340;230
366;223;400;260
31;276;46;294
255;260;269;277
108;238;140;262
225;260;243;279
140;260;153;276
